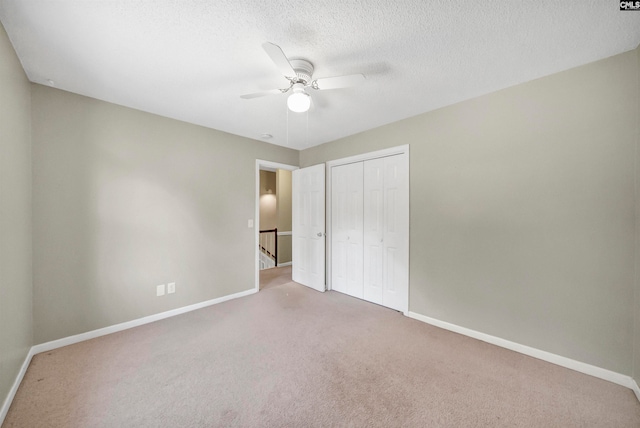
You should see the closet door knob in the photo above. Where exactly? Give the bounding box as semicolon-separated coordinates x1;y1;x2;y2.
317;232;323;237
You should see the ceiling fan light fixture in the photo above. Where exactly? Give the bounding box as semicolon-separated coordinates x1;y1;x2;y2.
287;83;311;113
287;91;310;113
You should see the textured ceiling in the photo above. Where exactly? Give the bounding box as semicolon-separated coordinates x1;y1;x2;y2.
1;1;640;149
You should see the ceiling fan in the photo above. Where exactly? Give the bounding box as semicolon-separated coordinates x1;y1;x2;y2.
241;42;366;113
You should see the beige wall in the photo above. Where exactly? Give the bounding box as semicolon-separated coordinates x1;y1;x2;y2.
302;49;639;375
259;170;277;230
31;85;298;344
0;22;32;408
276;169;292;264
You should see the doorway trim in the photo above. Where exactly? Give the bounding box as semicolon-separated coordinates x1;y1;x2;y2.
255;160;299;292
325;144;410;312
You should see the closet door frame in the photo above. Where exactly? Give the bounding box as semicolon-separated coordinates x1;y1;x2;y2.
325;144;410;314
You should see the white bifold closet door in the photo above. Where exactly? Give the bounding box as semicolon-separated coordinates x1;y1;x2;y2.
363;158;384;305
331;162;364;298
331;153;408;312
363;155;408;311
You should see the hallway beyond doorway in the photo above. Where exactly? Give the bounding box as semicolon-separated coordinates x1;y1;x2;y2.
260;265;292;291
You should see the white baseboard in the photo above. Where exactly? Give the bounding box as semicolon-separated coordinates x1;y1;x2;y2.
1;287;257;425
33;288;257;354
407;311;637;393
277;262;292;267
632;379;640;402
0;347;35;425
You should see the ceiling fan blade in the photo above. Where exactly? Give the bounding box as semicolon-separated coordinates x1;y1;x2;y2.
262;42;297;80
313;74;366;90
240;89;283;99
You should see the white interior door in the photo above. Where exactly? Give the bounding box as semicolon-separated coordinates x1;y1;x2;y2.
380;154;408;311
363;158;384;305
331;162;363;298
292;164;325;292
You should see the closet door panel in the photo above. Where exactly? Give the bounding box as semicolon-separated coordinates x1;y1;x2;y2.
331;165;349;294
331;162;363;298
382;155;409;312
363;158;384;305
345;162;364;298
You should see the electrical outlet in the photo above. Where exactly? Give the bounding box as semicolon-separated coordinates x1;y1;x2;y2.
156;284;165;296
167;282;176;294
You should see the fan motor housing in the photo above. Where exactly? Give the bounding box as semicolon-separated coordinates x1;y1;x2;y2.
289;59;314;84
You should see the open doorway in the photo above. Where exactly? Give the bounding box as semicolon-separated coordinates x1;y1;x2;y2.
255;160;297;292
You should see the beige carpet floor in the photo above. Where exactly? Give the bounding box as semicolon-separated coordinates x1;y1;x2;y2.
4;280;640;427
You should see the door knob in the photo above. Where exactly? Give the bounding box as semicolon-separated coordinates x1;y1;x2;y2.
317;232;323;237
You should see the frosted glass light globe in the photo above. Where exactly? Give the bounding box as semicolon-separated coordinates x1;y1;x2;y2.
287;91;311;113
